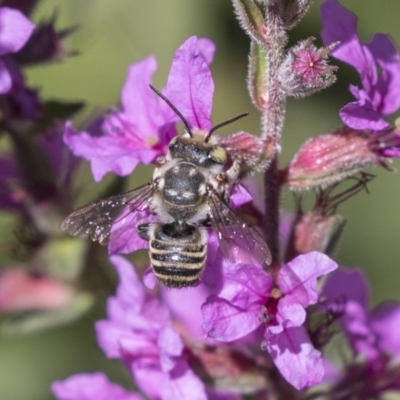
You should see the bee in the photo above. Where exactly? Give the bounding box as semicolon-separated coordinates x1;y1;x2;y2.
60;86;271;288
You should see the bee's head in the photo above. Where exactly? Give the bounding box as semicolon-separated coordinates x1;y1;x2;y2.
168;135;227;167
149;84;248;167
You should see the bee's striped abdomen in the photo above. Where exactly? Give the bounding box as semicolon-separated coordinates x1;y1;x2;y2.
149;223;207;288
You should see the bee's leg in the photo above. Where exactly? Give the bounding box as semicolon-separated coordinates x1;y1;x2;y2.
137;223;152;241
225;159;241;188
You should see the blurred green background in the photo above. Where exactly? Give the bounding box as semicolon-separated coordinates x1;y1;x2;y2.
1;1;400;399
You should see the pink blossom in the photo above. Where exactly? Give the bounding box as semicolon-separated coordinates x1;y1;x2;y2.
201;252;338;389
321;0;400;131
95;256;207;400
0;7;35;94
52;372;143;400
322;268;400;362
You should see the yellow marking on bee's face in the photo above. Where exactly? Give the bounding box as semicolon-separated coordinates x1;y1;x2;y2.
210;146;227;164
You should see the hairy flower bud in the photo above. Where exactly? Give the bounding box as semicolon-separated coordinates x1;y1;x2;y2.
277;0;312;29
232;0;266;45
219;131;268;173
292;212;346;256
278;38;338;98
284;127;385;190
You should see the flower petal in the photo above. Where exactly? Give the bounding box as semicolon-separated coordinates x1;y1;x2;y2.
278;252;337;307
201;295;261;341
161;359;207;400
320;0;376;88
0;8;35;56
163;36;214;131
63;121;154;182
52;372;142;400
339;100;389;131
0;59;12;94
370;302;400;357
367;33;400;116
265;325;324;390
158;326;184;372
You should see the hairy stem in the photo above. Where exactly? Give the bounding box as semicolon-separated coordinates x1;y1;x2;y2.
259;4;287;269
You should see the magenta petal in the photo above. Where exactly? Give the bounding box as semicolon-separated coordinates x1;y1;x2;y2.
109;256;145;309
143;268;158;289
162;284;209;335
161;360;207;400
0;60;11;94
370;302;400;357
321;268;378;359
266;325;324;390
52;372;142;400
367;33;400;115
339;101;390;130
95;320;130;358
197;38;216;66
120;56;172;135
63;121;152;182
201;295;261;341
121;57;158;125
219;262;273;303
163;36;214;131
158;326;184;372
132;360;166;400
0;8;35;56
321;268;369;310
230;184;252;208
278;252;337;307
320;0;376;86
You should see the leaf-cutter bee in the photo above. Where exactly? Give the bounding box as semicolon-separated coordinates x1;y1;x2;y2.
60;86;271;288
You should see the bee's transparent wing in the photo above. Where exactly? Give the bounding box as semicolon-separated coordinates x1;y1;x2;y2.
60;182;156;245
208;191;271;267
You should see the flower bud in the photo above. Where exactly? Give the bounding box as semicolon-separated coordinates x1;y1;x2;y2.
0;269;75;313
219;131;268;173
13;14;77;66
292;212;346;256
278;38;337;98
277;0;312;29
284;127;381;190
232;0;266;45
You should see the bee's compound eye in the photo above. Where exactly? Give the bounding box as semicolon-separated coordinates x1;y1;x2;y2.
210;146;227;164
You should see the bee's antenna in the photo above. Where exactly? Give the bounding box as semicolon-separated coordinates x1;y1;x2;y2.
149;85;193;137
205;112;249;143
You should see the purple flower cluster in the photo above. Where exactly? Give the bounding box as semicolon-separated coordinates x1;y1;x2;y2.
201;252;337;389
0;7;34;95
321;0;400;158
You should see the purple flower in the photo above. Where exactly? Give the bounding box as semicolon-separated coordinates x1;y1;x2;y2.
321;268;400;362
64;36;216;182
0;131;77;210
52;372;143;400
95;255;207;400
321;0;400;131
201;252;338;390
0;7;35;94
